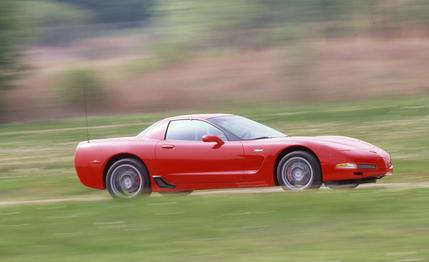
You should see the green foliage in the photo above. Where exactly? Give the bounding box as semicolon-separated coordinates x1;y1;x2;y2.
0;0;21;91
126;42;188;75
402;0;429;23
126;57;165;76
21;0;154;44
155;0;263;45
152;42;188;64
55;0;154;24
0;1;23;122
25;1;92;28
155;0;429;47
56;68;105;108
23;0;94;45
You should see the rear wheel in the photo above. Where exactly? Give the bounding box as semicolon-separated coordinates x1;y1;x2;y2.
105;158;151;199
276;151;322;190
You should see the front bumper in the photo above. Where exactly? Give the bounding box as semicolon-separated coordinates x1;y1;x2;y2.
323;151;393;183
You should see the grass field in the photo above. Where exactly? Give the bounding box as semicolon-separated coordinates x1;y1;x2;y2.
1;189;429;261
1;95;429;260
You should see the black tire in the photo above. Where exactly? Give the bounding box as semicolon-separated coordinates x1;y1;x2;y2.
160;191;193;196
325;183;359;190
105;158;151;199
276;151;322;190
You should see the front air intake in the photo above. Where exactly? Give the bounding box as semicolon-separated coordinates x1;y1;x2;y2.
357;164;376;169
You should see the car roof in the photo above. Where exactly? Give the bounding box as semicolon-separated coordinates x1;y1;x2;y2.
165;113;232;121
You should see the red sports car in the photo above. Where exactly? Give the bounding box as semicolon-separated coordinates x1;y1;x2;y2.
74;114;393;198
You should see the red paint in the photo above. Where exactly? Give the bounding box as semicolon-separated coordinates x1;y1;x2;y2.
74;114;393;192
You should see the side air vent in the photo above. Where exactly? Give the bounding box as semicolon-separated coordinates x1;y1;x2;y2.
153;176;176;189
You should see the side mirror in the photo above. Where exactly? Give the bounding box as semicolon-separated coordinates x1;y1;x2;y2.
202;135;224;148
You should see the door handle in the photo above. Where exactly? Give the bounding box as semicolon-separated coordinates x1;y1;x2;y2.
161;144;175;149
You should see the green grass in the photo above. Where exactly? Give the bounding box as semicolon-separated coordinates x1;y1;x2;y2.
1;189;429;261
0;95;429;200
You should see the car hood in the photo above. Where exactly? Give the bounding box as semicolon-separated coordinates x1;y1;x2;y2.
80;136;137;144
270;136;379;151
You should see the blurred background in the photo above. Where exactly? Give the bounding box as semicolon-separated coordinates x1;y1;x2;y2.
2;0;429;121
1;1;429;261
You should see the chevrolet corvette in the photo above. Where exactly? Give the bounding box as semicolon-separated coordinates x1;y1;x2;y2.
74;114;393;198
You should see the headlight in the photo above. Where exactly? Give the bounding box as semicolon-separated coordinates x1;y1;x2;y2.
336;163;358;169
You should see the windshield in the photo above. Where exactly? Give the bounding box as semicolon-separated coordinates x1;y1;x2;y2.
137;120;164;138
209;115;286;140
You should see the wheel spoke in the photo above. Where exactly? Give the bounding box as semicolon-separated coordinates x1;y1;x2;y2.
282;157;314;190
110;164;143;198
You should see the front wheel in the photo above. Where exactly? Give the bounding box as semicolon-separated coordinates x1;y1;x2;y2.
276;151;322;190
105;158;151;199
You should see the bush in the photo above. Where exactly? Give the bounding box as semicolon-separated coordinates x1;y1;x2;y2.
56;68;104;108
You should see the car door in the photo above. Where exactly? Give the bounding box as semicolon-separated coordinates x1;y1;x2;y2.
155;119;245;188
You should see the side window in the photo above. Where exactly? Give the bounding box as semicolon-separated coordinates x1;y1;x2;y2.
166;120;227;141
